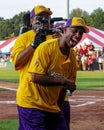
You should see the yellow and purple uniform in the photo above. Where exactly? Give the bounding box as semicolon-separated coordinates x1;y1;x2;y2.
27;38;77;112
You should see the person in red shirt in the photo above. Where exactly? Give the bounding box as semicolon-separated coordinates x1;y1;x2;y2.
79;45;84;56
83;42;88;54
88;54;93;71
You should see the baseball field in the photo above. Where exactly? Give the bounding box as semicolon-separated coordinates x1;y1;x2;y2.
0;69;104;130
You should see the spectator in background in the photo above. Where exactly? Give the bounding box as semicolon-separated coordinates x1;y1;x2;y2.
88;54;93;71
81;54;87;71
98;55;103;71
79;45;84;56
83;42;88;54
76;51;81;70
88;42;95;55
97;48;102;57
92;51;97;59
0;56;4;63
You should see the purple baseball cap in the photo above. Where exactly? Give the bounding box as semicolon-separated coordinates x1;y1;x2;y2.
30;5;52;18
30;8;34;18
65;17;89;33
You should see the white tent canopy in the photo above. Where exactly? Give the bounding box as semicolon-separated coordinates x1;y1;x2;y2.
0;37;17;53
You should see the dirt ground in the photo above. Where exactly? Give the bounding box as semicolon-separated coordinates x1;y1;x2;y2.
0;82;104;130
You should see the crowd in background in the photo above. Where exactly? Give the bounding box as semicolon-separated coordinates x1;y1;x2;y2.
0;52;12;68
75;42;104;71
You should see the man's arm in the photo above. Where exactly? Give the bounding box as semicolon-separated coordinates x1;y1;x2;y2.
15;32;46;70
15;46;35;70
32;73;76;92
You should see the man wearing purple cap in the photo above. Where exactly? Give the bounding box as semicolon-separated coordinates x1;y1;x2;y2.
26;17;89;130
12;4;54;130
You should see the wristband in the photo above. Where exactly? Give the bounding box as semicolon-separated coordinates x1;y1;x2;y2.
30;42;36;49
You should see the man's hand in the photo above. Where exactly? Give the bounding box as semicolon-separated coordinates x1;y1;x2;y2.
31;32;46;49
63;79;76;93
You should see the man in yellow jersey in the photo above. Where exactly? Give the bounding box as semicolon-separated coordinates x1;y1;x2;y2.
27;17;89;130
11;5;54;130
12;5;53;69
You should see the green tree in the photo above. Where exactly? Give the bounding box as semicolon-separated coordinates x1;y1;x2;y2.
0;11;29;40
70;8;89;18
88;8;104;30
0;17;4;21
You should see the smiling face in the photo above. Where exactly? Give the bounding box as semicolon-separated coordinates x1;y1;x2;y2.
64;26;85;48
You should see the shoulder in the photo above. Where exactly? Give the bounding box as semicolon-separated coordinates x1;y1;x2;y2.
15;30;35;44
17;30;35;39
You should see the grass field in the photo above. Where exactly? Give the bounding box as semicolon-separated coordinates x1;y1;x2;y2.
0;69;104;90
0;69;19;130
76;71;104;90
0;69;19;83
0;120;18;130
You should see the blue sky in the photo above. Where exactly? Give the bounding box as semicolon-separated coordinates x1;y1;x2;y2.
0;0;104;19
